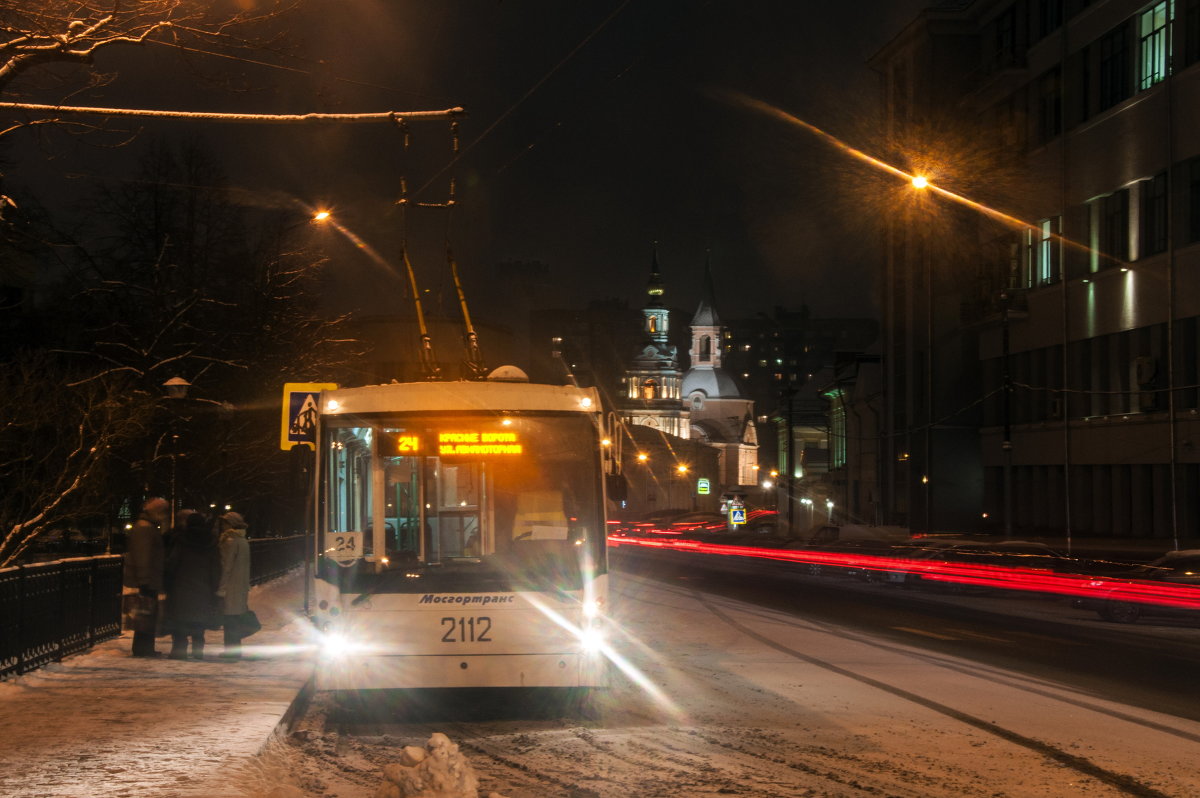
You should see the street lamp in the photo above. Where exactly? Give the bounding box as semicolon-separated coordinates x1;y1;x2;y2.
825;498;834;521
161;377;191;529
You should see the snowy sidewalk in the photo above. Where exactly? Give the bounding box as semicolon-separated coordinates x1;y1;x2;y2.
0;571;315;798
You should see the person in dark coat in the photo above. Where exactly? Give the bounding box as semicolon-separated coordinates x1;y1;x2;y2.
122;497;169;658
164;512;221;660
163;508;197;561
217;511;252;660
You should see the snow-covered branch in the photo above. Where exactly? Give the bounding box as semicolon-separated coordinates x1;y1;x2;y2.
0;100;465;124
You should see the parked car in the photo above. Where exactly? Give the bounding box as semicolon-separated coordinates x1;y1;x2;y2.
1078;550;1200;624
877;537;974;587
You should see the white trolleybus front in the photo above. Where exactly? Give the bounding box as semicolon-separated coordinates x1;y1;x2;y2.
309;377;609;696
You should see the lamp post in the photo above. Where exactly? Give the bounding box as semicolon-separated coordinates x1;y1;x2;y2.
800;497;813;529
825;498;834;522
161;377;191;531
1000;289;1013;540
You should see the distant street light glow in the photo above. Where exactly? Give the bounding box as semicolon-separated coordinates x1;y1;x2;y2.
312;210;331;222
911;176;928;189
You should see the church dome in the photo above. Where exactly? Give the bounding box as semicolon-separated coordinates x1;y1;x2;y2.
681;367;743;399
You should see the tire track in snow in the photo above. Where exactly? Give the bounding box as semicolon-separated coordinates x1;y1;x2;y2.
693;591;1175;798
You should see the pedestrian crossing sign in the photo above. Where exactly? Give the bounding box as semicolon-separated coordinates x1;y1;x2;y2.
730;507;747;525
281;383;337;451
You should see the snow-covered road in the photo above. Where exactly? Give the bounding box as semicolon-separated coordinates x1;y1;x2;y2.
269;570;1200;797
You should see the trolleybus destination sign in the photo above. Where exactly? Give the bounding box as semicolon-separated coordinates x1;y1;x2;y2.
437;430;523;455
382;428;526;457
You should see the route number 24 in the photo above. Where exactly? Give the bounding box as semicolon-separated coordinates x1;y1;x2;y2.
441;616;492;642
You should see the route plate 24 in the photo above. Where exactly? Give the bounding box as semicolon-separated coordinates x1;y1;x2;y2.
325;531;363;562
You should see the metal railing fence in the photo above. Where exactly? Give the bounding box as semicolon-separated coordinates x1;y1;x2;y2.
248;535;306;584
0;535;306;680
0;556;124;680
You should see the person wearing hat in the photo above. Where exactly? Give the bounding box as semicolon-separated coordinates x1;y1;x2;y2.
123;497;170;657
216;511;252;659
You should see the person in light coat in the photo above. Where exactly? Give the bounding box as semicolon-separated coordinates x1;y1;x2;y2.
216;512;252;659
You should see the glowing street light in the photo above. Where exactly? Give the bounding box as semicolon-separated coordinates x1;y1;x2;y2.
312;209;332;222
911;175;929;189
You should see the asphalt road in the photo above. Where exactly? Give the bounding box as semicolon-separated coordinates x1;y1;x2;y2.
610;547;1200;724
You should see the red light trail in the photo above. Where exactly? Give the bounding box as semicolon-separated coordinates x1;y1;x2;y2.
607;535;1200;611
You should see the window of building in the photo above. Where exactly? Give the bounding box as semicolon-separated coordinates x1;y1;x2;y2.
1140;172;1168;257
1189;157;1200;242
994;4;1019;68
699;335;712;362
1036;67;1063;143
647;316;658;334
1026;217;1060;285
1068;45;1091;125
1099;22;1132;110
1139;1;1174;90
892;60;909;131
1187;0;1200;66
1090;189;1130;270
831;404;847;469
641;379;657;400
1038;0;1064;39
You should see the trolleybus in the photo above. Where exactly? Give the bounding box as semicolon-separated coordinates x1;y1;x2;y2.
307;372;609;696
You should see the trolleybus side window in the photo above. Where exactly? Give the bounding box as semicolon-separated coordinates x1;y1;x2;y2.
326;427;373;558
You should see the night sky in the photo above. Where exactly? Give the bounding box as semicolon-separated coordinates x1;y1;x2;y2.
8;1;932;324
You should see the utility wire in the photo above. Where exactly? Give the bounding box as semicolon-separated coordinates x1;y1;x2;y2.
413;0;634;199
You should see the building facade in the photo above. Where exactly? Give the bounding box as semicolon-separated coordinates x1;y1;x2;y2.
870;0;1200;541
619;249;690;439
680;262;759;497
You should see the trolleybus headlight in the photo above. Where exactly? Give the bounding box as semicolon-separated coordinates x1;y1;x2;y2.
320;631;358;659
579;625;605;652
582;598;603;620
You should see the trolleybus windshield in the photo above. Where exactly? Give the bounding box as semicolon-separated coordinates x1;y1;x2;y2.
319;412;604;593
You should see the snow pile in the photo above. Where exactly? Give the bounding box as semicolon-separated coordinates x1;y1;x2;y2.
373;733;506;798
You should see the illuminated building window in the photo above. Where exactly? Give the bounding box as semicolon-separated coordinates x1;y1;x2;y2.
1139;1;1173;91
641;379;658;399
758;359;768;367
1025;217;1059;286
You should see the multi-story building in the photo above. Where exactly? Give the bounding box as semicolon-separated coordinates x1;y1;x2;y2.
867;0;1200;541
